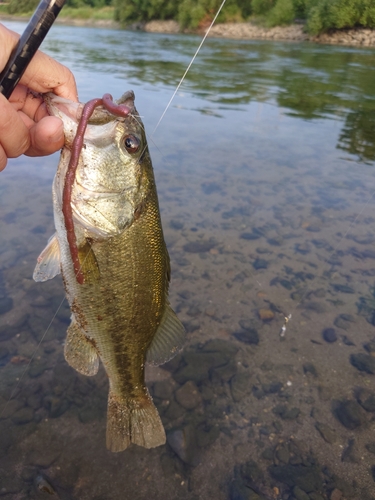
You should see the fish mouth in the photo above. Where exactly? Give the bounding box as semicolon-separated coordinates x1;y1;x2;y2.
44;94;82;123
44;91;136;125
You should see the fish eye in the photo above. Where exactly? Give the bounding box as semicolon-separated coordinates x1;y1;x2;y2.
123;134;140;154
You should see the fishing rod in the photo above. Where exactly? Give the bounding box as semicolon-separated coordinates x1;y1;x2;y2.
0;0;66;99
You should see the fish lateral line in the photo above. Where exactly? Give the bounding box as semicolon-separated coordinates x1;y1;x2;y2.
62;94;132;285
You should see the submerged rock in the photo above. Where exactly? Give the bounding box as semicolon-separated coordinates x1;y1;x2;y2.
11;407;34;425
355;387;375;412
322;328;337;343
350;353;375;374
167;426;201;466
183;240;216;253
230;372;251;402
334;400;365;429
315;422;337;444
175;381;202;410
268;464;323;493
234;329;259;345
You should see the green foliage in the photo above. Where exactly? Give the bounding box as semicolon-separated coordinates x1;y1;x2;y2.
114;0;177;24
7;0;112;13
306;0;375;34
252;0;275;16
267;0;296;26
115;0;248;28
8;0;39;14
7;0;375;34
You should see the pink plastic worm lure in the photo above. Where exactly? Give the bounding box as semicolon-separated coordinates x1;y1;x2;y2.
61;94;131;284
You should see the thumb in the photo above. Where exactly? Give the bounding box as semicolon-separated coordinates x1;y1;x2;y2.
26;116;65;157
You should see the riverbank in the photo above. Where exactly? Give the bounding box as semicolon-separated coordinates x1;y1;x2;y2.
1;14;375;47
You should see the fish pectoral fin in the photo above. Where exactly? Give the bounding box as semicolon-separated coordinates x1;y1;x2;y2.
33;233;61;282
106;389;166;452
146;303;185;366
64;318;99;376
78;238;100;284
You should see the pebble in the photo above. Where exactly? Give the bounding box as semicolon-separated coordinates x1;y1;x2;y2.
153;379;176;400
355;387;375;412
272;404;300;420
0;399;24;419
365;442;375;454
167;427;201;466
350;353;375;374
269;463;322;493
230;372;251;402
183;240;215;253
303;363;318;377
330;488;343;500
169;219;184;230
334;400;365;429
195;423;220;448
293;485;310;500
364;339;375;353
175;381;202;410
0;296;13;315
258;309;274;321
234;329;259;345
341;438;359;463
315;422;337;444
252;258;268;270
333;284;355;294
34;474;58;496
11;407;34;425
322;328;337;343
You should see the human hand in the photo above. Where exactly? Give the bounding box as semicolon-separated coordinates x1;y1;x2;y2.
0;23;78;171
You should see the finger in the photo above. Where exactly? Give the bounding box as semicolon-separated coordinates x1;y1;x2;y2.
0;94;30;158
0;24;78;102
0;144;8;172
21;52;78;101
10;85;49;121
26;116;64;157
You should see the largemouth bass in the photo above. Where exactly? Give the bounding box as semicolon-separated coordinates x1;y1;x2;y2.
33;91;185;452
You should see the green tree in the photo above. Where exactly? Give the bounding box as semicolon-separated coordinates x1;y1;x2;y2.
8;0;38;14
306;0;375;34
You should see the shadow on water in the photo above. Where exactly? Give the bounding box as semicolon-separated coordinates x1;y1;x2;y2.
1;20;375;500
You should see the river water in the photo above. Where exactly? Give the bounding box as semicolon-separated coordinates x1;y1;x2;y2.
1;21;375;500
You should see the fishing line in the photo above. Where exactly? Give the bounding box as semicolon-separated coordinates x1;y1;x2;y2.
0;0;226;408
151;0;228;137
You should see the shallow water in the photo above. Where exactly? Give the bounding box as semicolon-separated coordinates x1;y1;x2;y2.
1;20;375;499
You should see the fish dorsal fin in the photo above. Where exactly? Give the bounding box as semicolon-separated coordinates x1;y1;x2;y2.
78;239;100;284
146;303;185;366
65;316;99;376
33;233;61;282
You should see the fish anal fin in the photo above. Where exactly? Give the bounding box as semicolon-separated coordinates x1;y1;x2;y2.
33;233;61;282
78;238;100;284
106;389;166;452
146;303;185;366
64;318;99;376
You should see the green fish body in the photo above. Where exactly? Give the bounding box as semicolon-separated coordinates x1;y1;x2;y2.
34;91;185;452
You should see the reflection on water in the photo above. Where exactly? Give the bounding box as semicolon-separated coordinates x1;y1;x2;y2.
1;21;375;499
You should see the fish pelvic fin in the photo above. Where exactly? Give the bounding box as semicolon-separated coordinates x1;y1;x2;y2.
106;389;166;452
33;233;61;282
64;317;99;376
146;303;185;366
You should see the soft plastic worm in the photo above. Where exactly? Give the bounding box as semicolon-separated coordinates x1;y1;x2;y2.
62;94;131;284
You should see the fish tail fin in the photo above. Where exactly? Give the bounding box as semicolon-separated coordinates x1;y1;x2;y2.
106;389;166;452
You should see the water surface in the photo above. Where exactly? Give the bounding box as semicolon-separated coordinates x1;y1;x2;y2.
1;21;375;499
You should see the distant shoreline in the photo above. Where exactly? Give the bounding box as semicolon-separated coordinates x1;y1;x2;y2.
1;14;375;47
